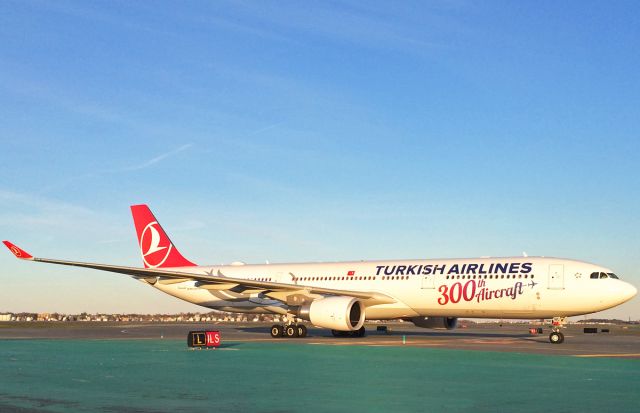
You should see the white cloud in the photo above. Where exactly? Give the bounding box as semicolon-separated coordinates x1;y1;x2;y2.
119;143;194;171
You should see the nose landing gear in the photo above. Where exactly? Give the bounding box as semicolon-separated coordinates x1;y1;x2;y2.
549;317;567;344
549;331;564;344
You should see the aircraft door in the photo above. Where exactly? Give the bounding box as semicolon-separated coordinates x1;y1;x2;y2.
421;274;435;289
274;272;284;283
548;264;564;289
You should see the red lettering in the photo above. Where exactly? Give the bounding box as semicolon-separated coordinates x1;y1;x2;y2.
463;280;476;302
450;282;462;303
438;285;449;305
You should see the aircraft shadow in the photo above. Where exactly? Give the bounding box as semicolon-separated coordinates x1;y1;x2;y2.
234;326;534;340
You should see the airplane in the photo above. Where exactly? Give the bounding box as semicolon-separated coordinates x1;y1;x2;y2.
3;204;637;344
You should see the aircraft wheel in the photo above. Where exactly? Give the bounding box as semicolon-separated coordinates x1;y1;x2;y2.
270;325;284;338
331;329;345;337
355;326;366;338
296;324;307;338
549;331;564;344
285;325;298;338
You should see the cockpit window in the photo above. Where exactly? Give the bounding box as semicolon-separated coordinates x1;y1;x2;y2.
590;272;619;279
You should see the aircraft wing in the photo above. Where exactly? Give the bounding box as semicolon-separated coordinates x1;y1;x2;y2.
3;241;396;306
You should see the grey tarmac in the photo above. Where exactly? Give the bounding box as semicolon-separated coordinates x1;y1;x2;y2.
2;321;639;358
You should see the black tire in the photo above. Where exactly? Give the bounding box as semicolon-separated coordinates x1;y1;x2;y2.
285;325;298;338
355;326;366;338
331;329;346;337
296;324;307;338
549;331;564;344
270;325;284;338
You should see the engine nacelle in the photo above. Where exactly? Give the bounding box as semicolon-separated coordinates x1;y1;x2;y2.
298;296;365;331
411;316;458;330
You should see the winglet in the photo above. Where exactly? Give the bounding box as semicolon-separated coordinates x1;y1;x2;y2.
3;241;34;260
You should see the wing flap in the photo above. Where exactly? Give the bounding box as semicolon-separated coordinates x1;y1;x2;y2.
157;278;193;285
195;283;240;290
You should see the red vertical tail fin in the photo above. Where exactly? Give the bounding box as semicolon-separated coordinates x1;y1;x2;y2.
130;204;196;268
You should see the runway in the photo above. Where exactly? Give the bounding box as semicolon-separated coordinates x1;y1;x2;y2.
2;321;639;358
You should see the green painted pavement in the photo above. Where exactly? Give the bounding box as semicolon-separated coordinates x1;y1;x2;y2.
1;340;638;412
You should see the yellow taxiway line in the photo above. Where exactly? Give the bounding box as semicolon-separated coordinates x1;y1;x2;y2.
573;353;640;358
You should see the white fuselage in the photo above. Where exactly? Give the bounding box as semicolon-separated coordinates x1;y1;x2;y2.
148;257;636;319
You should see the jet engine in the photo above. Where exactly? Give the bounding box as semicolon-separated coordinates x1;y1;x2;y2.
410;316;458;330
297;296;365;331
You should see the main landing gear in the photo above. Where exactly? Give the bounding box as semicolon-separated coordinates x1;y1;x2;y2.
548;317;567;344
270;324;308;338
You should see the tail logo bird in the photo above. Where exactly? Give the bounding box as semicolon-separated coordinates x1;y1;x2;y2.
10;245;21;258
140;221;172;268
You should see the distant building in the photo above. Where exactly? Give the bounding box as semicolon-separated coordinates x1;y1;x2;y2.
0;311;288;323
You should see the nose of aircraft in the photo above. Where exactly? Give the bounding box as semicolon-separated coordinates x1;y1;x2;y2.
624;282;638;301
601;281;637;310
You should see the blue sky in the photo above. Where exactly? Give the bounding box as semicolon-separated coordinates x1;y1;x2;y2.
1;1;639;318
